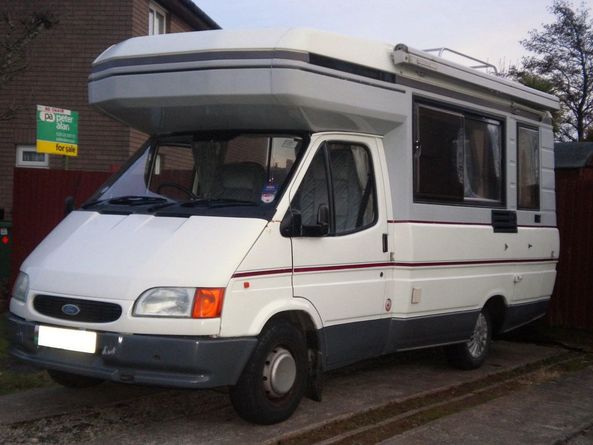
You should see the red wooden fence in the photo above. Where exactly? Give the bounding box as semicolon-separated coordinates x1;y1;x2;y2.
10;168;111;286
549;169;593;329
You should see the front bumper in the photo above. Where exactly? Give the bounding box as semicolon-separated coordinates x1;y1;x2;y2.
7;314;257;389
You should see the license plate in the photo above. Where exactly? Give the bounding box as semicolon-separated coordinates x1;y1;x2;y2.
38;325;97;354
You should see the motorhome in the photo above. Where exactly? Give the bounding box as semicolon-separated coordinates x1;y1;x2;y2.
9;28;559;424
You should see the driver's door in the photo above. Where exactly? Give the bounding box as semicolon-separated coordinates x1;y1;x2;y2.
285;134;391;369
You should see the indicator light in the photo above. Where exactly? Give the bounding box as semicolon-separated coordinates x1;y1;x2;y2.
192;288;224;318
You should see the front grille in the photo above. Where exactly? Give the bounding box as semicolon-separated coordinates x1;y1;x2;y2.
34;295;122;323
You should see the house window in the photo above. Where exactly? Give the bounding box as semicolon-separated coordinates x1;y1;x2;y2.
148;2;167;35
517;125;540;209
16;145;48;168
413;101;504;206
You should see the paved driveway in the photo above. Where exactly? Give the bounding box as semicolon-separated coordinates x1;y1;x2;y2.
0;342;569;444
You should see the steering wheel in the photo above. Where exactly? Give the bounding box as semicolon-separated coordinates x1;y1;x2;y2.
157;182;199;199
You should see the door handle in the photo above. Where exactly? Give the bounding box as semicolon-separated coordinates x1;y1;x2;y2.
382;233;388;253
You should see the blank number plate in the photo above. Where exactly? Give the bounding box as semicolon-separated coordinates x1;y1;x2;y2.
38;325;97;354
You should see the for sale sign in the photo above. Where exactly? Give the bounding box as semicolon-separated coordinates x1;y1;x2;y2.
36;105;79;157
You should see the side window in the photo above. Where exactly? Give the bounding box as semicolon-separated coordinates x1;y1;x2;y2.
414;102;504;206
517;125;540;209
465;117;503;203
292;148;330;227
414;105;464;201
327;142;376;234
290;142;377;236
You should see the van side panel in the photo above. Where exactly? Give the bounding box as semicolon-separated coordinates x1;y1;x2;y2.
382;92;558;345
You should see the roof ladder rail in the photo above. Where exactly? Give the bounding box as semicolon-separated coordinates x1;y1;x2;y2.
422;47;498;74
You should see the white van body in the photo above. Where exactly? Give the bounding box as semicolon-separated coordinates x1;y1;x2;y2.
9;28;559;423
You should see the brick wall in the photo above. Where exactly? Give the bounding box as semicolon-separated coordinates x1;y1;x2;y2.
0;1;134;220
0;1;215;219
132;0;194;37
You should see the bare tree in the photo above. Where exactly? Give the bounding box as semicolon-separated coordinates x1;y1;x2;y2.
518;1;593;141
0;10;58;121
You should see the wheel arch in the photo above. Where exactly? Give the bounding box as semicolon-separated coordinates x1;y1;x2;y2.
483;294;508;336
263;310;322;355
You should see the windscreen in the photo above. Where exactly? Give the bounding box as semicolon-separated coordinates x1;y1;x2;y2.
84;133;305;219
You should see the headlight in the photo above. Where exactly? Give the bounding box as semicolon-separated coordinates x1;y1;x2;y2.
12;272;29;303
133;287;225;318
133;287;194;317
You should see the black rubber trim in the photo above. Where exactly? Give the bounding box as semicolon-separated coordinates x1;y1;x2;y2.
308;53;396;83
92;50;309;73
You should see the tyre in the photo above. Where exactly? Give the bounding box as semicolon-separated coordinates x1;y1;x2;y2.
446;310;492;370
47;369;104;388
230;321;307;424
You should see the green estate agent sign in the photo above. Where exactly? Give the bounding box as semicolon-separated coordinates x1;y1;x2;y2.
36;105;79;157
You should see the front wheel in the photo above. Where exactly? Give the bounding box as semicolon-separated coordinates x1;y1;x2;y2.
446;310;491;370
230;321;307;424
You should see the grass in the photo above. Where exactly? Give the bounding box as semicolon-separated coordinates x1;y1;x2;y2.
0;315;54;396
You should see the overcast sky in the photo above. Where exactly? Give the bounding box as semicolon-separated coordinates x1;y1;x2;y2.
196;0;593;70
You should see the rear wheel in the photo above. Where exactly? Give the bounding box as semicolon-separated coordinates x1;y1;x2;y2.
446;310;491;370
230;321;307;424
47;369;104;388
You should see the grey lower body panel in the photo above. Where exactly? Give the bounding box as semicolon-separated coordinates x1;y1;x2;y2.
322;299;549;370
7;314;257;389
386;310;479;352
322;310;477;370
500;299;550;333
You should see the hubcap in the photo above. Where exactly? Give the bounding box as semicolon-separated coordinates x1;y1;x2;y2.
263;347;297;398
467;313;489;358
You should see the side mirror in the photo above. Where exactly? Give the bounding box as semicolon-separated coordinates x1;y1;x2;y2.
280;210;302;237
316;204;329;234
301;204;329;237
280;205;330;238
64;196;75;216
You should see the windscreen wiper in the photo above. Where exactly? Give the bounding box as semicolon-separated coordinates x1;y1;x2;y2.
82;196;167;209
180;198;257;208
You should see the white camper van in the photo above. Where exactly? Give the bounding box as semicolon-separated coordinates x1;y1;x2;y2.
9;29;559;424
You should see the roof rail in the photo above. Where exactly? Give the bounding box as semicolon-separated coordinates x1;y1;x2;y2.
392;44;559;111
423;47;498;74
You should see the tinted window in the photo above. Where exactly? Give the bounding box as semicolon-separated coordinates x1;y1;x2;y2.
327;143;376;234
517;126;540;209
414;102;504;206
465;117;503;203
414;106;464;201
290;142;377;236
294;148;330;227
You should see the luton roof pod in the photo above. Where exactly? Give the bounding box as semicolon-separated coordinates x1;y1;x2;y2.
88;28;559;136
